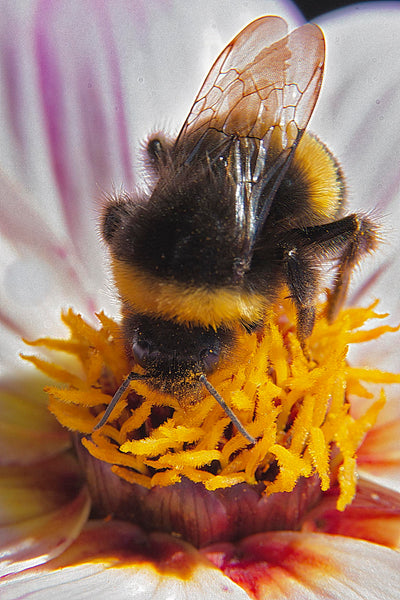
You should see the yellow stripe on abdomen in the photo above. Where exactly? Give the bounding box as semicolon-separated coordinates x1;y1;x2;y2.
111;260;266;329
294;132;344;220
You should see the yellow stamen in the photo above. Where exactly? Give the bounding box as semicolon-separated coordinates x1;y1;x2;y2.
22;301;400;511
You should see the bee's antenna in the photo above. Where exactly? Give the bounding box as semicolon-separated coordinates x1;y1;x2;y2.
199;374;256;444
93;371;147;431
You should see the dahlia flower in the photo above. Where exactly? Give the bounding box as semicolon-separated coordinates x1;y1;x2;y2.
1;1;400;599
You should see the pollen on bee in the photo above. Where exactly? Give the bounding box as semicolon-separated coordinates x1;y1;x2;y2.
21;298;400;511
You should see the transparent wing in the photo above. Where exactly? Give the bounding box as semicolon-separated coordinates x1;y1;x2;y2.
174;16;325;268
176;16;324;151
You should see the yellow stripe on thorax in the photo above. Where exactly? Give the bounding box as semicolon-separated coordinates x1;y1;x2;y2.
111;260;266;329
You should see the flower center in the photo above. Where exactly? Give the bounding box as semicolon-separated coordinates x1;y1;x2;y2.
23;299;399;515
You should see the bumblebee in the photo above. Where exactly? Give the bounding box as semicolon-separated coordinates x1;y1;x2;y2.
97;16;377;440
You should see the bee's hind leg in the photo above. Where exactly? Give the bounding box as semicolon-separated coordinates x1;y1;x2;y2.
323;214;378;322
281;213;378;343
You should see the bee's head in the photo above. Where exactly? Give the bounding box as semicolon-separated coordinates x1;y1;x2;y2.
122;312;233;395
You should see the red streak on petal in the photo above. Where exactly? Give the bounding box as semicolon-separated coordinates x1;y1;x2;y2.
203;532;332;597
0;309;26;338
1;40;25;151
91;2;134;189
34;12;74;215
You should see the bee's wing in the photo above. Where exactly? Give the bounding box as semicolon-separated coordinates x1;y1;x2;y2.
176;15;324;151
175;16;325;266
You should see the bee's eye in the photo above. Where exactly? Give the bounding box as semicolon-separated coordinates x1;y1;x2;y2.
132;340;151;367
200;347;221;373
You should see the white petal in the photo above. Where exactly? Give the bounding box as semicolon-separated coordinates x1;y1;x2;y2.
0;521;250;600
0;562;250;600
0;455;90;577
313;6;400;327
0;171;108;370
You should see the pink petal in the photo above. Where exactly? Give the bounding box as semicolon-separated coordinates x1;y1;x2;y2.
0;1;133;290
0;454;90;577
302;479;400;549
0;520;249;599
204;531;400;599
33;0;134;267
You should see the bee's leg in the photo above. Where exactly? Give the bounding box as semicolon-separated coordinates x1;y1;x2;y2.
321;215;378;321
282;214;378;340
282;245;318;344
